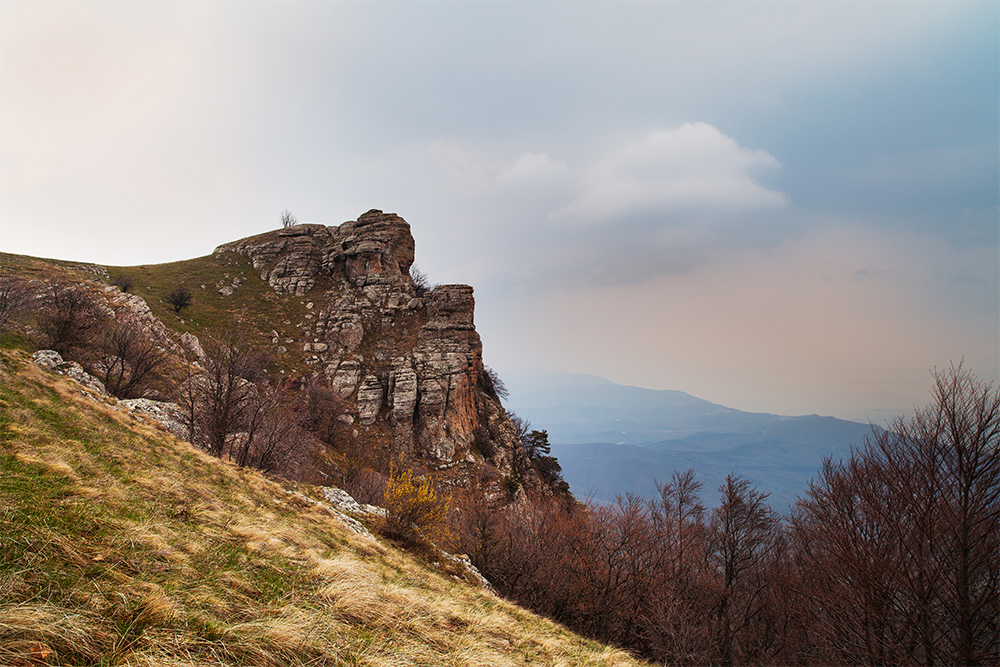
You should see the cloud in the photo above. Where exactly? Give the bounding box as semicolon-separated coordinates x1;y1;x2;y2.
549;123;787;226
346;125;793;293
498;153;568;185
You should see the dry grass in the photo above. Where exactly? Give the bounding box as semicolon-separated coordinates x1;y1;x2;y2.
0;349;647;666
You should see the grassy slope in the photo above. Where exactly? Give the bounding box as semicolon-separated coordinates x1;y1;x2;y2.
0;249;333;377
0;349;644;666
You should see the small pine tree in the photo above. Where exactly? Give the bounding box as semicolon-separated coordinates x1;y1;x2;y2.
523;429;551;459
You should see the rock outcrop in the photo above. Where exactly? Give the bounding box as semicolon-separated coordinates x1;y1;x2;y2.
32;349;109;396
215;211;528;480
216;210;415;297
32;350;188;439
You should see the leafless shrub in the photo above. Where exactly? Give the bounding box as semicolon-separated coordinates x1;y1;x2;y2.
409;265;433;297
304;377;346;444
183;328;269;458
0;276;30;331
182;330;303;474
281;209;297;228
508;411;530;441
480;365;509;400
344;468;387;507
232;380;307;473
111;274;133;292
96;315;169;398
36;283;104;358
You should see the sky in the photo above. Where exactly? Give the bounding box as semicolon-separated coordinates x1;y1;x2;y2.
1;0;997;423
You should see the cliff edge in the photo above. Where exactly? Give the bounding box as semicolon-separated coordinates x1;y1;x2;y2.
215;210;535;490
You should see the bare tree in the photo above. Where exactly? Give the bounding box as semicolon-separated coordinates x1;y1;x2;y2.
709;475;778;666
166;284;193;314
280;209;297;228
0;276;29;331
792;363;1000;665
232;380;306;472
186;328;268;457
642;469;714;664
97;315;169;398
36;283;104;358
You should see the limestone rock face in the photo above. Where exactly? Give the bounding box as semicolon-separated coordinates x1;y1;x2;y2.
356;375;384;426
215;210;415;298
328;359;362;398
213;210;522;474
413;286;482;461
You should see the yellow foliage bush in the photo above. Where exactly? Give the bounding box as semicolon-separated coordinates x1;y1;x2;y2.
381;461;451;547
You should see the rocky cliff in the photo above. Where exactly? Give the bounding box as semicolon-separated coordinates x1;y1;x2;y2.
215;210;531;485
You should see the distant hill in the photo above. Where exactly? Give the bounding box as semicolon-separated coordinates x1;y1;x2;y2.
502;371;875;511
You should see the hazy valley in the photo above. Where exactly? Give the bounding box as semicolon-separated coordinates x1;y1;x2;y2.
503;371;875;510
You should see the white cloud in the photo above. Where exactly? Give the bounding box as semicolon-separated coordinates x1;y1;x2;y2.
498;152;568;184
549;123;788;226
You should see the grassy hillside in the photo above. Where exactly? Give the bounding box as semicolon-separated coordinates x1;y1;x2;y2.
0;349;644;666
0;249;336;377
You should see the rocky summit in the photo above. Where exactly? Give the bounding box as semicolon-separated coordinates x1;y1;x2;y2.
216;210;533;486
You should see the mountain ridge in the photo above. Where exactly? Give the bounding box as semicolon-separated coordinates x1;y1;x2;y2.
501;370;875;509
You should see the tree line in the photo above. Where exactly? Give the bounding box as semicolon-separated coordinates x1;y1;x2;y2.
450;364;999;666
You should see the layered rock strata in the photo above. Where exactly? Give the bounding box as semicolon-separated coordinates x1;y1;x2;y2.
215;210;520;473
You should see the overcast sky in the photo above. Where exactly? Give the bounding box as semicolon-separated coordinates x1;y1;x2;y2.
2;1;997;422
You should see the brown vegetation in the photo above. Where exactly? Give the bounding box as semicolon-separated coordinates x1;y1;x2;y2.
0;276;30;331
451;364;999;666
35;282;103;359
96;315;170;398
182;327;309;475
166;284;193;313
790;362;999;665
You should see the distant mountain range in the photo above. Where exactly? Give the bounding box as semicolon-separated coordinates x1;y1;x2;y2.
502;371;877;512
